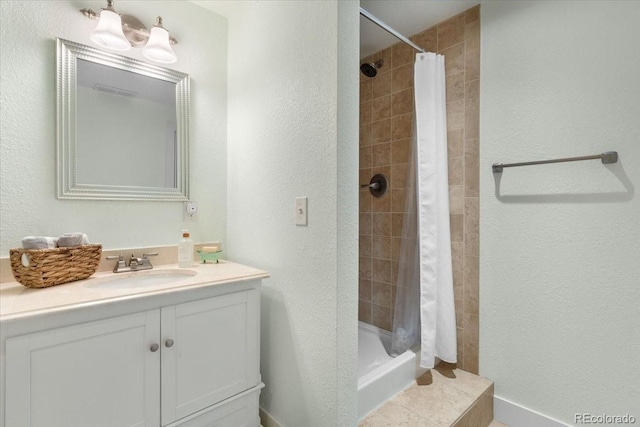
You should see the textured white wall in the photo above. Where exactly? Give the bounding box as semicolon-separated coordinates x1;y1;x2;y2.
480;1;640;424
199;1;359;425
0;1;227;254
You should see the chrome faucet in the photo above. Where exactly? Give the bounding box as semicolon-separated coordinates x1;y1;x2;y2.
106;252;159;273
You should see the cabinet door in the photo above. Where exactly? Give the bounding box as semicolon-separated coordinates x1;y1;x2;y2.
5;311;161;427
161;290;259;425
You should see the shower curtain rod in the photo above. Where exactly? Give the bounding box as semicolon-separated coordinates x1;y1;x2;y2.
360;7;425;53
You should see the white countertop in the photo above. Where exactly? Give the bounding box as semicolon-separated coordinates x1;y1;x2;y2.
0;260;269;322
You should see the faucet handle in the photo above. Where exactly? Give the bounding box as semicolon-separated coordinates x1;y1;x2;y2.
143;252;159;258
107;254;127;273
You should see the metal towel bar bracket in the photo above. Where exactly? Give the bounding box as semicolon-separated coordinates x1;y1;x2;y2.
492;151;618;173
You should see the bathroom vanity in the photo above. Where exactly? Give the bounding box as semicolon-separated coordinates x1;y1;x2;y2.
0;261;268;427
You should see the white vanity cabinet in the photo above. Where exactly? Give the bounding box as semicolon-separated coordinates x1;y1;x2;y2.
1;276;263;427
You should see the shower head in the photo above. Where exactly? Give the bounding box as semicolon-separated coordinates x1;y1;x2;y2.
360;59;384;77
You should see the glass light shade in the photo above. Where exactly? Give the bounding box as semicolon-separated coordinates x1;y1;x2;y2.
90;9;131;51
143;26;177;64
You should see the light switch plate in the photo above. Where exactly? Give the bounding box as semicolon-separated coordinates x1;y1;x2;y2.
295;197;308;226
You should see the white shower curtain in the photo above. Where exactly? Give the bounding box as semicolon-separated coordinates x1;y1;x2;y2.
414;52;457;368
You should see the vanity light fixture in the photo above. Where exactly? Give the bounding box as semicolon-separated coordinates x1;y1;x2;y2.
80;0;178;64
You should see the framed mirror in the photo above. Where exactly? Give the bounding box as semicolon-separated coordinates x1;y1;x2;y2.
56;38;190;201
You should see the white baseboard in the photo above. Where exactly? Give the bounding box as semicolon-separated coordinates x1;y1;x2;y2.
259;407;283;427
494;395;572;427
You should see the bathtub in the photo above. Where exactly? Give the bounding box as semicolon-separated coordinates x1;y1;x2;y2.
358;321;428;420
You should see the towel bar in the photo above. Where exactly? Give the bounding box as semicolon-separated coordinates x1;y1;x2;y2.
492;151;618;173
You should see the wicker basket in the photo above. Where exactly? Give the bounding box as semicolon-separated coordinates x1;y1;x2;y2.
9;244;102;288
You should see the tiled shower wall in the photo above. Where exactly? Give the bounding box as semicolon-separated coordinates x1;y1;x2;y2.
359;6;480;372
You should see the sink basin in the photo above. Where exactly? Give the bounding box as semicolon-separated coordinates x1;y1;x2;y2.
85;270;197;289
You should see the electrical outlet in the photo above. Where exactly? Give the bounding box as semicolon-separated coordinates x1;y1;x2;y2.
185;201;198;221
295;197;307;226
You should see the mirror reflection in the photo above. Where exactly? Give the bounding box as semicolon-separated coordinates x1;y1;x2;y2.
57;38;190;201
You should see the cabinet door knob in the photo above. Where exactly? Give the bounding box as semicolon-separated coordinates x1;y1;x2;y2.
165;339;174;348
150;343;160;352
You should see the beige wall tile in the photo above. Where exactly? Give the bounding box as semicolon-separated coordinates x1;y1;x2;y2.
372;142;391;167
450;214;464;242
360;146;372;169
359;234;373;259
465;80;480;140
446;71;465;102
360;123;372;147
373;281;392;308
359;192;372;213
457;326;465;370
371;118;391;144
391;88;413;117
390;285;398;314
391;237;404;264
452;241;464;295
359;212;372;235
372;304;392;331
412;26;437;53
437;13;466;51
390;261;399;285
392;63;414;92
391;138;412;164
455;299;464;331
373;213;392;236
373;235;392;260
371;71;391;99
442;43;465;75
372;259;391;283
447;129;464;158
360;99;372;125
392;188;407;213
449;184;464;214
360;167;373;185
447;100;465;131
391;113;413;141
464;5;480;24
392;40;414;68
463;314;479;374
391;213;405;237
464;197;479;257
465;139;479;197
359;256;372;280
378;46;394;72
359;279;372;302
359;299;372;323
372;94;391;121
391;163;409;189
372;190;392;213
465;20;480;82
448;156;464;185
360;79;372;103
464;256;479;316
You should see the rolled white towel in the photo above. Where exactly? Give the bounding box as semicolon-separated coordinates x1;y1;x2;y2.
57;232;90;247
22;236;58;250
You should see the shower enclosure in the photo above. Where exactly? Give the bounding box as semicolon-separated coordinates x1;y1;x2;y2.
358;4;481;418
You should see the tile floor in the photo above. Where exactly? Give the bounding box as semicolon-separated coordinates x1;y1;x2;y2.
359;363;505;427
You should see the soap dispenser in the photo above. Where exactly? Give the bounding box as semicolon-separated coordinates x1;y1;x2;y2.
178;229;194;268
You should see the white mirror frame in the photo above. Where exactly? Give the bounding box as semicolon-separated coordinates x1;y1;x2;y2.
56;38;190;201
